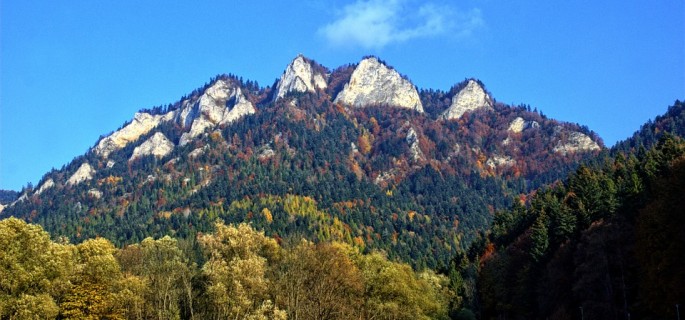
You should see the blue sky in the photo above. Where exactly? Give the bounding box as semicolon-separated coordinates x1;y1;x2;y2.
1;0;683;191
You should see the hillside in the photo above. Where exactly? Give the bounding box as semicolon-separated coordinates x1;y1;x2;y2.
0;55;602;269
612;100;685;154
451;103;685;319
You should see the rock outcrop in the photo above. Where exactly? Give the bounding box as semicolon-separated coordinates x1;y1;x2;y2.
179;80;256;146
95;111;175;158
130;132;175;161
95;78;256;158
406;127;425;162
441;80;493;120
508;117;526;133
334;57;423;112
274;55;327;100
553;131;600;155
486;155;515;169
88;189;103;199
188;145;210;159
67;163;95;186
35;178;55;195
508;117;540;133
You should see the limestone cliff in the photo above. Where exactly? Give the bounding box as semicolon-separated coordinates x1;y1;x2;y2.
406;127;425;162
35;178;55;195
441;80;493;120
67;163;95;186
130;132;175;161
334;57;423;112
179;80;256;145
508;117;539;133
553;130;600;155
274;55;327;100
95;111;175;158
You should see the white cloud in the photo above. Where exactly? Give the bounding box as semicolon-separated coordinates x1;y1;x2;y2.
318;0;483;49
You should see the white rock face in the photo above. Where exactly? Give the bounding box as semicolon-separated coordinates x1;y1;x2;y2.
486;155;516;169
508;117;540;133
188;145;210;159
334;57;423;112
67;163;95;186
130;132;175;161
274;55;327;100
406;127;425;162
258;148;275;159
441;80;493;120
95;111;175;158
88;189;103;199
508;117;526;133
374;168;400;186
179;80;256;146
0;203;5;213
553;131;600;155
35;178;55;195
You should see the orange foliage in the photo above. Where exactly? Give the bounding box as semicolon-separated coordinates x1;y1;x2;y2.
353;236;365;247
481;243;496;263
357;133;372;155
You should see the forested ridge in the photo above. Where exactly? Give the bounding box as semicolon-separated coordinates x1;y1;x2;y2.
2;131;683;319
1;69;600;270
449;105;685;319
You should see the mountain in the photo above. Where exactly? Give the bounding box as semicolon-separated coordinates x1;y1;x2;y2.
0;55;603;269
440;79;493;120
334;56;424;112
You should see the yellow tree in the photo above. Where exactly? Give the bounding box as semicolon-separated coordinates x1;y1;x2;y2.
356;251;452;320
199;222;284;319
139;236;193;320
60;238;125;319
0;217;71;319
276;241;363;320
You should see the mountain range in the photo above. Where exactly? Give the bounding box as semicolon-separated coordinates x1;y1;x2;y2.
0;54;624;268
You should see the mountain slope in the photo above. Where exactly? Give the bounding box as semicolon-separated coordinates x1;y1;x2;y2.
612;99;685;154
1;55;603;268
455;103;685;319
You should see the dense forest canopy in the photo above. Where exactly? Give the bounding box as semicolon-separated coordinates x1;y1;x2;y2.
451;133;685;319
0;218;452;320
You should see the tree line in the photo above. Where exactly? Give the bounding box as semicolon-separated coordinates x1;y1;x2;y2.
0;218;453;320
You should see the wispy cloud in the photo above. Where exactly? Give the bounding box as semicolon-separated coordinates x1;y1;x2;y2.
318;0;483;49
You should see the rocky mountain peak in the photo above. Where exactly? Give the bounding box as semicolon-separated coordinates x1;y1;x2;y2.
274;54;328;101
178;80;256;146
441;79;493;120
334;57;424;112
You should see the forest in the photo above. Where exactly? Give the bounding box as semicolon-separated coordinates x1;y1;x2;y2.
2;117;684;319
1;218;453;319
451;132;685;319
